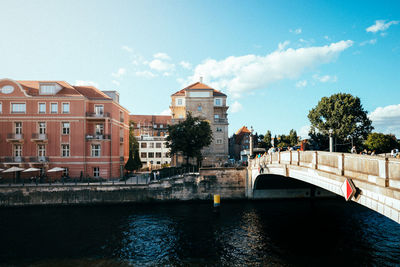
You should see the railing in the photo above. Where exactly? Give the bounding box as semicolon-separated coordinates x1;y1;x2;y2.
31;133;48;141
214;118;228;123
4;156;25;163
251;151;400;189
85;134;111;140
29;156;49;162
7;133;24;140
85;112;110;118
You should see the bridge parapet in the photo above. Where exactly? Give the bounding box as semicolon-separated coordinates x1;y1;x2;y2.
251;151;400;189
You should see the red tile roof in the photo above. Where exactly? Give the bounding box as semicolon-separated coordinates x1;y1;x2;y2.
130;115;172;125
235;126;251;135
172;82;226;97
73;86;111;99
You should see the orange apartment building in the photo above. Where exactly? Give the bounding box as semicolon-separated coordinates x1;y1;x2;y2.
0;78;130;180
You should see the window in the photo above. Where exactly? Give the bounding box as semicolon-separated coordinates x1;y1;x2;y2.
160;124;163;128
51;103;58;113
216;127;223;132
94;105;104;116
38;144;46;157
15;122;22;134
148;152;154;158
157;161;161;165
40;84;56;95
38;122;46;134
156;152;162;158
179;115;184;119
197;105;202;111
149;143;154;148
0;103;2;113
153;124;157;129
141;143;147;148
216;139;223;144
62;168;69;177
11;103;26;113
176;98;184;106
91;144;101;157
244;139;249;143
141;152;147;158
215;98;222;106
14;144;22;157
61;144;70;157
93;167;100;178
95;124;104;135
214;114;220;119
62;122;70;135
164;153;168;157
156;143;161;148
38;103;46;113
62;103;70;113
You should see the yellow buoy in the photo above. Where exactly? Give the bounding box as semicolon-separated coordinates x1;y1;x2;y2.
213;194;220;207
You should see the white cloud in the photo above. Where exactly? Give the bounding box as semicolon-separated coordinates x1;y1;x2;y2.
112;68;126;78
230;101;243;113
149;59;175;71
75;80;99;87
186;40;353;98
324;35;330;40
160;108;171;115
180;61;192;69
163;72;171;77
299;125;310;139
290;28;302;34
369;104;400;137
366;20;399;33
360;39;377;46
296;80;307;88
135;70;157;78
112;80;120;86
153;52;171;60
122;45;133;53
313;74;337;83
278;40;290;51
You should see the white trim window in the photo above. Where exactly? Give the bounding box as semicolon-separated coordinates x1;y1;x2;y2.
15;122;22;134
216;139;223;144
38;122;46;134
214;98;222;106
62;103;70;114
38;103;46;114
51;103;58;114
95;124;104;135
11;103;26;113
176;98;184;106
38;144;46;157
94;105;104;116
93;167;100;178
62;122;70;135
14;144;22;157
91;144;101;157
0;102;2;113
40;84;57;95
62;168;69;177
61;144;70;157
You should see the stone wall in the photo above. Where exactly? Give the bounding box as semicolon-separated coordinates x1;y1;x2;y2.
0;167;247;207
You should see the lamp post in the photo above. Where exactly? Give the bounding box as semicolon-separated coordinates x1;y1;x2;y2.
249;126;254;159
329;129;334;152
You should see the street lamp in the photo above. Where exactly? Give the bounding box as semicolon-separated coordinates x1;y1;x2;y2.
250;126;254;159
329;129;334;152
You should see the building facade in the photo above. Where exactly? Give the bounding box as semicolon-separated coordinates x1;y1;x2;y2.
229;126;251;160
0;78;130;179
170;81;229;166
130;115;171;169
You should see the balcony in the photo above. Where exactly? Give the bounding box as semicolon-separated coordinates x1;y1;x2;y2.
4;156;25;163
31;133;48;142
214;118;228;123
29;156;49;163
6;133;24;142
85;134;111;140
86;112;110;119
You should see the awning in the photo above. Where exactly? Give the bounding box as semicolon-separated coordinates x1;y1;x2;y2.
3;167;25;173
47;167;65;173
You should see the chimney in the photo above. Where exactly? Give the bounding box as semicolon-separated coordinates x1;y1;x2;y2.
200;76;203;83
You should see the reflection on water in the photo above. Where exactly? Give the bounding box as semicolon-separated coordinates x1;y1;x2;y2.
0;199;399;266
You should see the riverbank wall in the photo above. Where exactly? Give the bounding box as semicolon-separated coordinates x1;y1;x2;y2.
0;167;247;207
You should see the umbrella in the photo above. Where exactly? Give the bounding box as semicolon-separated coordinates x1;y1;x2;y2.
47;167;65;173
3;166;25;173
23;167;41;172
0;168;4;171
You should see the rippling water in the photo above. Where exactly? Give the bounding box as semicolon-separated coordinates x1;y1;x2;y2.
0;198;399;266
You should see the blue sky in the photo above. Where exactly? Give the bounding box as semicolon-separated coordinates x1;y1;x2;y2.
1;0;400;137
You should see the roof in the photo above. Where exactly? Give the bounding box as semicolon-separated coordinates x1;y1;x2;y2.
16;80;111;99
235;126;251;135
172;82;226;97
130;115;172;125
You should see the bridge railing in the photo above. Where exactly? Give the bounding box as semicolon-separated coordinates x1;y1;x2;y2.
251;151;400;189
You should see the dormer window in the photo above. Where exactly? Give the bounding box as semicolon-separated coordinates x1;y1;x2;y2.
39;84;57;95
214;98;222;106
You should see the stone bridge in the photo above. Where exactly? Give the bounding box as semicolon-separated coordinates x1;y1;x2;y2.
247;151;400;224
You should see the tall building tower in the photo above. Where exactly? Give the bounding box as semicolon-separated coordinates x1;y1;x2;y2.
170;80;229;166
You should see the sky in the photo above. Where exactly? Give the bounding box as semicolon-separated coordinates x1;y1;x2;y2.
1;0;399;138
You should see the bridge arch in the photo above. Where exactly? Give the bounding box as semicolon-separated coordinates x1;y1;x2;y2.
248;151;400;224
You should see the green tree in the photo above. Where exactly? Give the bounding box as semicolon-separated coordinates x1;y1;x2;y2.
288;129;298;146
166;112;212;166
125;121;142;172
132;149;142;171
125;151;135;173
365;133;399;154
263;130;272;149
308;93;373;151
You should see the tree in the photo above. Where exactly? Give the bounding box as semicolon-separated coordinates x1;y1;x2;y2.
308;93;373;151
166;112;213;166
125;151;135;173
125;121;142;173
365;133;399;154
288;129;298;146
263;130;272;149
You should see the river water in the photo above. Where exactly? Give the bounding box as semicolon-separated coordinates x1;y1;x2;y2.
0;198;399;266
